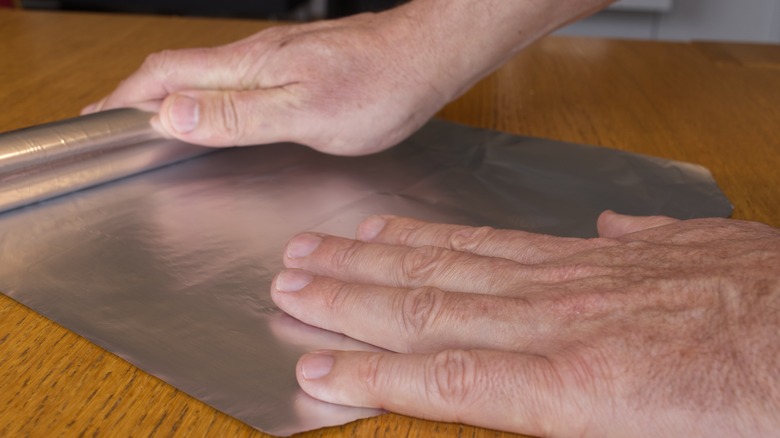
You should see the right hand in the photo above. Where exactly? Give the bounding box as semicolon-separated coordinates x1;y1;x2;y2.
82;0;618;155
81;11;454;155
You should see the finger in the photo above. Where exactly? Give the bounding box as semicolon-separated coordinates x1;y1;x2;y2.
81;96;108;115
95;45;253;113
282;233;597;295
357;215;618;264
284;233;616;293
267;312;384;352
271;270;555;353
296;349;595;437
152;87;310;146
597;210;679;239
83;98;164;116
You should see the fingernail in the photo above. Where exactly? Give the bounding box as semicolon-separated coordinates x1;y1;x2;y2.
275;270;313;292
357;216;386;241
169;95;199;134
287;234;322;259
301;352;334;380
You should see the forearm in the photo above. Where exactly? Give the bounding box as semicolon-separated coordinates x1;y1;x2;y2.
385;0;616;100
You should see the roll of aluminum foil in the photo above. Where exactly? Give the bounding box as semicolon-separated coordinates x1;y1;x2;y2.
0;109;211;213
0;114;732;435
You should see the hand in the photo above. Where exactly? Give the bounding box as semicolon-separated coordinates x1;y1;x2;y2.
81;0;616;155
81;10;453;155
270;211;780;437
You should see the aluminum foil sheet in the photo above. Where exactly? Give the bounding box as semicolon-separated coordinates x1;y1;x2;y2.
0;110;732;436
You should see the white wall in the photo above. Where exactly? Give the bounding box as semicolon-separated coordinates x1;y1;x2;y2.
557;0;780;43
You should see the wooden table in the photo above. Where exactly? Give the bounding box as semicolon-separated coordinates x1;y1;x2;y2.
1;8;779;438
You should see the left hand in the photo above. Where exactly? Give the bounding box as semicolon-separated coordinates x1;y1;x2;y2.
270;211;780;437
80;0;616;156
80;10;458;155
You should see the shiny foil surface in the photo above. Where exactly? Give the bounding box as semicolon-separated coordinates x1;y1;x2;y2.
0;111;732;435
0;109;213;213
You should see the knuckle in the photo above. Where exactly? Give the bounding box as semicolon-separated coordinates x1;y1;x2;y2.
329;239;364;271
400;245;448;285
216;91;243;142
397;287;444;343
141;49;179;78
425;350;481;406
448;226;495;252
357;353;386;396
553;349;610;397
391;220;446;248
321;280;353;314
141;50;167;69
394;222;421;247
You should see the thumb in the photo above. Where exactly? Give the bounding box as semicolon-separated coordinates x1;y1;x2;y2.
296;349;587;437
155;88;305;147
597;210;679;239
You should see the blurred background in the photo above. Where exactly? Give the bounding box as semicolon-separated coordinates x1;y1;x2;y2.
9;0;780;43
13;0;398;19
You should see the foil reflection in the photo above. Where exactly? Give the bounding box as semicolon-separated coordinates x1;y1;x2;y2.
0;114;731;435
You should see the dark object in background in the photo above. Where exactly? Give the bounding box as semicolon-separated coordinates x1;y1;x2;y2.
21;0;308;19
20;0;403;19
326;0;402;18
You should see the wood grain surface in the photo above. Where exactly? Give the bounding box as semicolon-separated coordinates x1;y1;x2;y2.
1;8;779;438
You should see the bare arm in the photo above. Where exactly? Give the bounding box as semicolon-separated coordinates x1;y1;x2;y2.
84;0;615;154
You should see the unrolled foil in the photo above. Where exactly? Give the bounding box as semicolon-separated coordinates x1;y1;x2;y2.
0;112;732;435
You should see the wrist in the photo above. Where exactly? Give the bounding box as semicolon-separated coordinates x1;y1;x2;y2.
383;0;614;100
